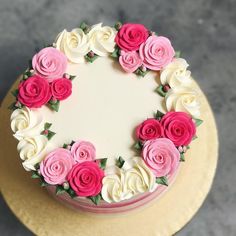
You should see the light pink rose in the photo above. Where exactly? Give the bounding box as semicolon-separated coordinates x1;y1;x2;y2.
142;138;180;177
32;47;67;82
67;161;104;197
119;50;143;73
40;148;75;185
139;36;175;71
71;141;96;163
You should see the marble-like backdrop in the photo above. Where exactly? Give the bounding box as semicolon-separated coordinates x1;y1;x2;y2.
0;0;236;235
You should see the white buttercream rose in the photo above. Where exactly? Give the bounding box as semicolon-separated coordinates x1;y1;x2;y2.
88;23;116;56
11;107;43;140
165;86;201;118
55;28;90;63
17;135;48;171
160;58;192;87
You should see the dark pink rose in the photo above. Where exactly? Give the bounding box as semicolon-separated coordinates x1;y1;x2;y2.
119;50;143;73
161;112;196;146
32;47;67;83
142;138;180;177
136;118;163;141
17;75;51;108
67;161;104;197
115;23;149;51
40;148;75;185
71;140;96;163
139;36;175;71
50;78;72;101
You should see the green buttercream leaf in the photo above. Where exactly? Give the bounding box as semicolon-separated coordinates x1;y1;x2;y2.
69;75;76;81
44;122;52;130
175;51;181;58
193;118;203;127
155;110;165;120
111;47;120;58
31;172;40;179
48;100;60;112
134;68;149;77
192;135;198;140
100;158;108;170
85;54;99;63
80;22;90;33
11;89;19;97
114;21;122;31
67;188;77;198
116;156;125;168
155;85;166;97
156;176;168;186
47;130;56;140
88;194;102;205
134;141;143;151
41;182;49;187
8;102;17;111
56;185;66;195
180;153;185;162
63;144;68;149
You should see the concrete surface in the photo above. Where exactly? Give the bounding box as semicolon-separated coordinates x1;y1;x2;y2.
0;0;236;235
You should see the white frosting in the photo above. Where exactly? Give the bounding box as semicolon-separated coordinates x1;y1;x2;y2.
11;107;43;140
55;28;90;63
160;58;192;87
165;86;201;118
17;135;48;171
88;23;116;56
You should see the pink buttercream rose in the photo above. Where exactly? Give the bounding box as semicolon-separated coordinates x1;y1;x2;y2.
32;47;67;82
71;141;96;163
115;23;149;51
50;78;72;101
136;118;163;141
18;75;51;108
67;161;104;197
40;148;75;185
161;112;196;146
139;36;175;71
142;138;180;177
119;50;143;73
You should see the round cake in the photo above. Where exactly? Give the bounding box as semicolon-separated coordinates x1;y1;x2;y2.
9;22;203;214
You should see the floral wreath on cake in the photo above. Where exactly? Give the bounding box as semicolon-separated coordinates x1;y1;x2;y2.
10;22;203;205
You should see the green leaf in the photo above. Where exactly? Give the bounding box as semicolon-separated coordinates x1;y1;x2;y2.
56;185;66;195
47;130;56;140
180;153;185;162
44;122;52;130
193;118;203;127
80;22;90;33
69;75;76;81
114;21;122;31
88;194;102;205
8;102;17;111
156;176;168;186
116;156;125;168
155;85;167;97
11;89;19;97
85;54;99;63
67;188;77;198
135;68;149;77
155;110;165;120
134;141;143;151
41;182;49;187
100;158;108;170
192;135;198;140
111;47;120;58
63;144;68;149
175;50;181;58
31;172;40;179
48;100;60;112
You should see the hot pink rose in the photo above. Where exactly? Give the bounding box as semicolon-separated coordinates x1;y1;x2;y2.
161;112;196;146
139;36;175;71
40;148;75;185
67;161;104;197
142;138;180;177
115;23;149;51
32;47;67;82
50;78;72;101
71;141;96;163
17;75;51;108
119;50;143;73
136;118;163;141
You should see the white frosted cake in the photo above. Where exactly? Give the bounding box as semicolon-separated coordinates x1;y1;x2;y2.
9;22;202;213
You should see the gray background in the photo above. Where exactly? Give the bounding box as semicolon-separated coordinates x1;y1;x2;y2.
0;0;236;235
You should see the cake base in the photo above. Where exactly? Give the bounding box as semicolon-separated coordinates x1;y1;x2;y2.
0;79;218;236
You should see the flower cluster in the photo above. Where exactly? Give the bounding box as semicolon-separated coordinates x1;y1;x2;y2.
115;23;175;74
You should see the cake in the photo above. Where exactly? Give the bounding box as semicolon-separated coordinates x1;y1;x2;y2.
9;22;203;214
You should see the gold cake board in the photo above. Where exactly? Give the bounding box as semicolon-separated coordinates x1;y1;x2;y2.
0;80;218;236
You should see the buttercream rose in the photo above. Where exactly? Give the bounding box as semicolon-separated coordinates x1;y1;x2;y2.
139;36;175;71
71;140;96;163
161;112;196;146
142;138;180;177
32;47;67;82
67;161;104;197
50;78;72;101
136;118;163;141
17;135;48;171
17;75;51;108
165;86;201;117
160;58;192;87
40;148;75;185
119;50;143;73
55;28;90;63
88;23;117;56
115;23;149;51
